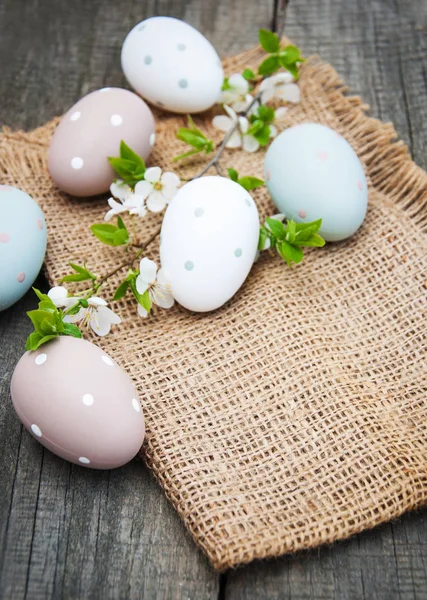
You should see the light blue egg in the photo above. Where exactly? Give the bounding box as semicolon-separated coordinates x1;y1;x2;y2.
0;185;47;310
264;123;368;241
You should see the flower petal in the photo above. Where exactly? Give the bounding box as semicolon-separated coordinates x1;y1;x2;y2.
260;88;275;104
212;115;233;132
63;308;84;324
156;268;172;287
88;296;108;307
218;90;238;105
162;184;179;201
229;73;249;94
225;130;242;149
278;83;301;103
239;116;249;134
90;311;111;337
270;213;286;221
270;72;294;85
275;106;289;121
98;305;121;325
144;166;162;184
223;105;238;121
48;286;68;307
135;275;149;295
139;257;157;284
242;134;260;153
146;190;167;212
151;284;175;309
269;124;277;138
259;76;274;92
161;171;180;188
134;180;154;199
110;181;132;201
137;303;148;318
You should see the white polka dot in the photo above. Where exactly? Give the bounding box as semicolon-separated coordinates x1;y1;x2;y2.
149;133;156;146
71;157;84;170
101;355;114;366
31;424;42;437
79;457;90;464
70;111;81;121
82;393;94;406
110;114;123;126
132;398;141;413
99;87;111;93
35;353;47;365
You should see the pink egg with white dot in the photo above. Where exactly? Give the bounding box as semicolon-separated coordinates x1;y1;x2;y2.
11;336;145;469
48;88;155;197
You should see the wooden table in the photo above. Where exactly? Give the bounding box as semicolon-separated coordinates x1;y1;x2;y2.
1;1;426;598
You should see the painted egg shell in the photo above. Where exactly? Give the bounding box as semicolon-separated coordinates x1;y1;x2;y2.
160;176;259;312
48;88;155;197
264;123;368;241
11;336;145;469
121;17;223;113
0;185;47;311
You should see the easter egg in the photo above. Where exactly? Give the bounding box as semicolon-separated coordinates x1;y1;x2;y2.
11;336;145;469
160;176;259;312
0;185;47;311
121;17;223;113
264;123;368;241
48;88;155;197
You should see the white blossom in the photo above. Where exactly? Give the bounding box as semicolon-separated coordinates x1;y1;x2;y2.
135;258;174;317
64;296;121;336
47;286;80;309
213;105;279;153
259;72;301;104
217;73;256;113
104;180;147;221
134;167;180;213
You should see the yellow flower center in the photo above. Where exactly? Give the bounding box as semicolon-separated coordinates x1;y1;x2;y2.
154;181;163;191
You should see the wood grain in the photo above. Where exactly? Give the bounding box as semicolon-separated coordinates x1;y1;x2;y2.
0;0;426;598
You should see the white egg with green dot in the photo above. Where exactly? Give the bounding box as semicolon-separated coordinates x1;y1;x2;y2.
160;176;260;312
264;123;368;242
121;16;223;113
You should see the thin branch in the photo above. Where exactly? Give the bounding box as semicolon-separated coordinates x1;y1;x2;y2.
192;91;262;179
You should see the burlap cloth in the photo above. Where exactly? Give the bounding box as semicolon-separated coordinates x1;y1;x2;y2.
1;44;427;571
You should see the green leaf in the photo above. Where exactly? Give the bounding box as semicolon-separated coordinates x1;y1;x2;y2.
176;129;208;149
26;332;58;351
259;29;280;53
238;176;264;191
247;119;264;135
242;68;256;80
32;288;51;303
295;233;325;248
256;105;275;123
113;279;130;301
278;58;299;79
119;140;146;172
258;55;280;76
280;44;303;64
108;157;137;179
61;272;93;283
90;223;129;247
285;219;297;243
186;115;206;138
140;290;152;313
277;240;304;266
221;77;232;91
258;227;269;251
266;217;286;239
62;323;82;338
117;215;128;231
228;168;239;182
252;124;271;146
173;148;203;162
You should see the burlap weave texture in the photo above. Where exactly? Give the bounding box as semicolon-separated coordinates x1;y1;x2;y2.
1;44;426;571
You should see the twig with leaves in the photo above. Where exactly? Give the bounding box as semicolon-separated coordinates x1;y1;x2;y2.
26;28;325;351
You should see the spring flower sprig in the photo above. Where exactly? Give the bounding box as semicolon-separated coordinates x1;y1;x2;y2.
259;215;325;266
26;29;320;351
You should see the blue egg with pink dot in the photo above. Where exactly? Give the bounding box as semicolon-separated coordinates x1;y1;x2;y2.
0;185;47;310
264;123;368;241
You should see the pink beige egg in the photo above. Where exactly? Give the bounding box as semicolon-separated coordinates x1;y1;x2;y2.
48;87;155;197
11;336;145;469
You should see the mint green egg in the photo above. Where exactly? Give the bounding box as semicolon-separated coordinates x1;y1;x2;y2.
264;123;368;241
0;185;47;310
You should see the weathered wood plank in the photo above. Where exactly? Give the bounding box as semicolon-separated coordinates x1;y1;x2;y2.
226;0;427;598
0;0;277;598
